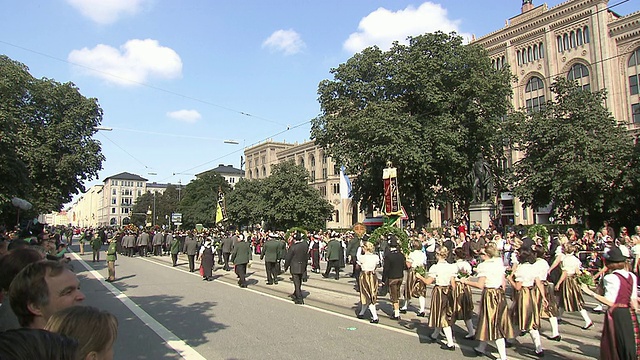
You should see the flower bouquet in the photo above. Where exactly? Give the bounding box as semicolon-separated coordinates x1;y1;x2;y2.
577;269;595;287
415;266;427;277
457;270;470;279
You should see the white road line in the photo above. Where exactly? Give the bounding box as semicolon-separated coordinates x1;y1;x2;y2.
70;252;206;360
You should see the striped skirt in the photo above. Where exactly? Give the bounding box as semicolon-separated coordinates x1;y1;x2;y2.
476;288;515;342
428;285;453;328
559;275;584;312
358;271;378;305
510;286;540;331
533;281;559;318
452;282;474;321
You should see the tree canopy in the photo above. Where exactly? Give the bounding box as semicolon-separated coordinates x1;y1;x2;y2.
506;77;634;225
178;173;231;229
311;32;513;227
0;55;104;224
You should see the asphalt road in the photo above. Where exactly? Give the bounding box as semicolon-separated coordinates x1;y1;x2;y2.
69;244;604;360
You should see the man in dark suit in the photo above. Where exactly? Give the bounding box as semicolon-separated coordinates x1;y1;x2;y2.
322;232;342;280
284;232;308;304
183;232;198;272
231;235;251;288
383;235;406;320
261;233;281;285
221;232;236;271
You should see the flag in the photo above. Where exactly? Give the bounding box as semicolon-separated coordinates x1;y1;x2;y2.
215;203;224;223
339;165;352;199
215;190;227;223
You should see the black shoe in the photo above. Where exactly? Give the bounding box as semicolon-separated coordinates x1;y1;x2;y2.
520;330;528;337
416;312;426;317
473;348;484;356
357;314;365;319
274;281;278;285
548;335;561;342
294;299;304;305
399;309;407;314
441;344;455;351
390;315;401;320
464;333;476;340
321;274;329;278
335;277;339;280
370;318;379;324
206;277;213;281
266;282;273;285
505;341;514;348
582;322;594;330
534;350;545;358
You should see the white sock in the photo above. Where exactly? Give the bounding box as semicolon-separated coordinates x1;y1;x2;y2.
580;309;592;326
495;338;507;360
529;329;542;352
594;304;603;311
394;309;399;317
476;341;487;352
549;317;560;337
368;304;378;320
432;327;441;339
401;300;408;310
419;296;426;313
443;326;454;346
358;303;367;315
465;319;475;336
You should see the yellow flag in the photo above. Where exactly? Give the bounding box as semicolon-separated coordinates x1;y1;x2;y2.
215;203;223;223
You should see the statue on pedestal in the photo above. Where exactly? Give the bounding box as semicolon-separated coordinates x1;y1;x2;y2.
469;154;495;204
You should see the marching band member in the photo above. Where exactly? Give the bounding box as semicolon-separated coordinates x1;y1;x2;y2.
555;242;593;330
356;242;380;323
462;243;514;360
400;240;427;316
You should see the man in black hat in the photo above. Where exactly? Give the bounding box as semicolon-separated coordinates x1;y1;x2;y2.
284;232;309;304
261;233;282;285
382;234;406;320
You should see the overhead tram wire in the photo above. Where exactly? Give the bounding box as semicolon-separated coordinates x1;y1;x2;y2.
0;39;287;127
96;132;152;170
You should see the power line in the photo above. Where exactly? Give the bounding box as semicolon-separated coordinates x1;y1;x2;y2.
97;132;152;170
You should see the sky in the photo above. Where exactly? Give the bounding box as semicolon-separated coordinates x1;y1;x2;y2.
0;0;637;208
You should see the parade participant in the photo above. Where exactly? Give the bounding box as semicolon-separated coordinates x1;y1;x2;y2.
221;232;235;271
507;249;546;357
530;245;561;341
90;232;102;262
356;241;379;323
309;234;321;273
400;239;427;316
230;235;251;288
124;231;136;257
322;232;342;280
152;230;164;256
198;238;215;281
10;260;85;329
136;229;150;257
555;242;593;329
382;234;406;320
462;243;514;360
261;233;281;285
452;247;476;339
105;235;118;282
277;233;287;276
547;230;564;285
416;246;458;351
183;232;198;273
169;232;180;267
581;246;639;360
45;305;118;360
284;232;309;304
346;235;362;279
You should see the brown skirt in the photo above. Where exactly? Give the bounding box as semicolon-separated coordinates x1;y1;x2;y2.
388;278;403;303
534;281;558;318
476;288;515;342
403;270;426;299
510;286;539;330
359;271;378;304
559;275;584;312
428;285;453;328
452;282;474;321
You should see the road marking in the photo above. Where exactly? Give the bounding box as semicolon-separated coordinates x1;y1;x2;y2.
70;252;206;360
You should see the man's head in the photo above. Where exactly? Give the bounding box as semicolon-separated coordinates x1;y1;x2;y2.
9;260;85;329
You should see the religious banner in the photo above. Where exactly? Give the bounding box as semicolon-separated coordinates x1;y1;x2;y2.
215;189;228;223
383;164;402;216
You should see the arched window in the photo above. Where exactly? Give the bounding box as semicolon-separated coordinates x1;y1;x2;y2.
563;34;570;51
525;76;545;113
584;26;590;43
262;166;266;177
335;210;340;223
539;42;544;58
502;55;506;67
577;28;583;46
557;36;563;52
570;31;576;49
492;59;496;69
628;47;640;95
533;44;539;60
299;157;304;167
567;63;590;90
527;47;533;62
310;155;315;167
248;170;252;179
516;51;521;65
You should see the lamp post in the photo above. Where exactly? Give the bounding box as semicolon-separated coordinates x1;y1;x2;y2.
152;191;156;227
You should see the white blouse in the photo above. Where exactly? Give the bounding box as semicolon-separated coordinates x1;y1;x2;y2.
358;253;379;272
476;257;505;288
427;260;458;286
560;254;581;275
603;270;638;304
514;262;538;287
407;250;427;268
532;258;550;281
455;259;472;275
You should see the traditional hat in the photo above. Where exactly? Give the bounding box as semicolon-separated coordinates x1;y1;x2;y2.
268;232;280;239
294;232;304;241
604;246;627;263
387;234;399;247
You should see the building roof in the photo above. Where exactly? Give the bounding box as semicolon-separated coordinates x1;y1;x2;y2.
146;182;168;188
196;164;244;177
103;172;148;182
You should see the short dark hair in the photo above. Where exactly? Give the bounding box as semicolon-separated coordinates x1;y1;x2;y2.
0;247;42;291
0;328;78;360
9;260;66;327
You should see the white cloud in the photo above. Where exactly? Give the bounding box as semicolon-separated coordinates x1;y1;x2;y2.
66;0;149;25
262;29;306;55
68;39;183;86
344;2;472;53
166;110;202;123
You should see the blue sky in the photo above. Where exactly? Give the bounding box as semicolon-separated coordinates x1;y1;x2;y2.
1;0;637;207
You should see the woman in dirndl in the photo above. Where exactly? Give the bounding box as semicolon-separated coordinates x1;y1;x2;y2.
356;241;380;323
462;243;514;360
532;245;561;341
554;242;593;329
400;240;427;316
452;247;476;339
581;246;640;360
507;249;546;357
415;247;458;351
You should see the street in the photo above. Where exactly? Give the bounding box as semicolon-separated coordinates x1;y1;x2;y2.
70;245;603;360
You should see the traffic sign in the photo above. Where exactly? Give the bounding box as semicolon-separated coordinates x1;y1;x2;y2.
171;213;182;222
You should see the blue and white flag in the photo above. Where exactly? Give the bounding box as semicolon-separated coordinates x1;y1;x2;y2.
339;165;352;199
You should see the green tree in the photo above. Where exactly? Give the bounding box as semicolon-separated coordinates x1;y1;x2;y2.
0;55;104;224
507;77;633;225
131;192;153;227
311;32;513;227
260;161;333;230
178;173;230;228
226;178;265;229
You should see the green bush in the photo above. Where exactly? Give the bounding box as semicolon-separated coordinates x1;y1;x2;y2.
369;226;410;254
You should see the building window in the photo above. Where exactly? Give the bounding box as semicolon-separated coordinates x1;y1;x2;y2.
262;166;266;177
310;155;315;167
563;34;569;51
577;28;583;46
538;42;544;58
570;31;576;48
533;44;539;60
629;48;640;95
111;208;116;214
567;63;590;90
310;170;316;181
112;189;116;195
322;168;327;179
525;76;545;113
334;165;340;176
517;50;521;65
583;26;590;44
557;36;563;53
299;157;305;167
632;103;640;124
137;190;141;196
335;210;340;223
332;183;340;195
111;198;116;205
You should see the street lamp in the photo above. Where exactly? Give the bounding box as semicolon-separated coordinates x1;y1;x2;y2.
223;139;239;144
94;126;113;131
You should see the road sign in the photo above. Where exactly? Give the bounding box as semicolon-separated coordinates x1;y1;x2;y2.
171;213;182;222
